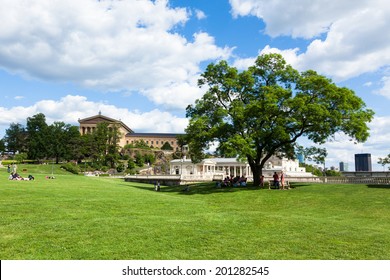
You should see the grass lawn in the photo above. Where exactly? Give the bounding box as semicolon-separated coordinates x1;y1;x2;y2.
1;164;390;260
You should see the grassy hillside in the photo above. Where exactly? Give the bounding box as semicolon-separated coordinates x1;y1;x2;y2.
1;165;390;259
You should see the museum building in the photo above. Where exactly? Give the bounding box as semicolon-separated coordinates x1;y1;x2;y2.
78;113;182;151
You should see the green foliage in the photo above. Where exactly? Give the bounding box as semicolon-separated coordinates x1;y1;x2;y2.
26;113;49;161
60;162;80;174
300;164;323;177
185;53;374;185
80;122;122;169
378;154;390;170
124;140;151;150
125;168;136;175
121;154;130;160
116;163;125;173
1;113;122;172
135;152;144;167
0;138;5;153
143;153;155;165
14;153;28;163
3;123;27;154
127;158;136;170
325;170;341;176
161;141;173;150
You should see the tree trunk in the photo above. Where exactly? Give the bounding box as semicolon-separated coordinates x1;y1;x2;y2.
250;163;263;186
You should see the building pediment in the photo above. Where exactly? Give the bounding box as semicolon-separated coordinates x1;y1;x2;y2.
78;114;133;134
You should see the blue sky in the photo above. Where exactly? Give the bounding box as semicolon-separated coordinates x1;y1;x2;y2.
1;0;389;171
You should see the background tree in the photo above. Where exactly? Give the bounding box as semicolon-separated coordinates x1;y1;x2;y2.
185;53;374;186
47;122;69;164
14;153;28;163
3;123;27;154
63;125;83;162
47;122;82;164
81;122;121;168
302;146;328;174
105;124;122;168
378;154;390;171
26;113;49;161
0;138;5;154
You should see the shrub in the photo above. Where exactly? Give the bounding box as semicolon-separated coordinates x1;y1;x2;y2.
60;163;80;174
125;168;136;175
116;163;125;173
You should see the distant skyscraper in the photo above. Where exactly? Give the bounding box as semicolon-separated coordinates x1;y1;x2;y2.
354;153;372;171
339;162;349;172
296;153;305;164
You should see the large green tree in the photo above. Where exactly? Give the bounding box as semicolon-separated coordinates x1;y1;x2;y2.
185;53;374;186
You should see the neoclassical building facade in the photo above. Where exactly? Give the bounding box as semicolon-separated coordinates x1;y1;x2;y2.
170;156;314;181
78;114;182;151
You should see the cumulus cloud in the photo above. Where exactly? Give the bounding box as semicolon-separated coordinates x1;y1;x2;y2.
0;0;232;110
229;0;368;39
229;0;390;81
195;9;207;20
378;76;390;99
0;95;188;136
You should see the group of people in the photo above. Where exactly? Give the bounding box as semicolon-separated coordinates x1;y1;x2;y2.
7;163;35;181
217;175;247;188
271;171;289;190
215;172;289;189
8;173;35;181
7;163;17;174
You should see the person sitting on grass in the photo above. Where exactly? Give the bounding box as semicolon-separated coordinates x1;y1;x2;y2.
223;176;230;187
232;176;240;187
239;175;247;187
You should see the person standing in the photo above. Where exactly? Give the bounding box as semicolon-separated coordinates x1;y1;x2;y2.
260;175;265;188
12;163;17;174
280;171;285;190
273;172;280;189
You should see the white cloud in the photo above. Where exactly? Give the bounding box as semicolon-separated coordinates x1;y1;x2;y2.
364;82;373;87
0;0;232;110
378;76;390;99
142;78;204;110
195;9;207;20
0;95;188;137
233;46;300;70
229;0;390;81
229;0;368;39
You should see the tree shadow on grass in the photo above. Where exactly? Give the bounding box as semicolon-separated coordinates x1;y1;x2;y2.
120;181;299;195
367;184;390;189
121;182;268;195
